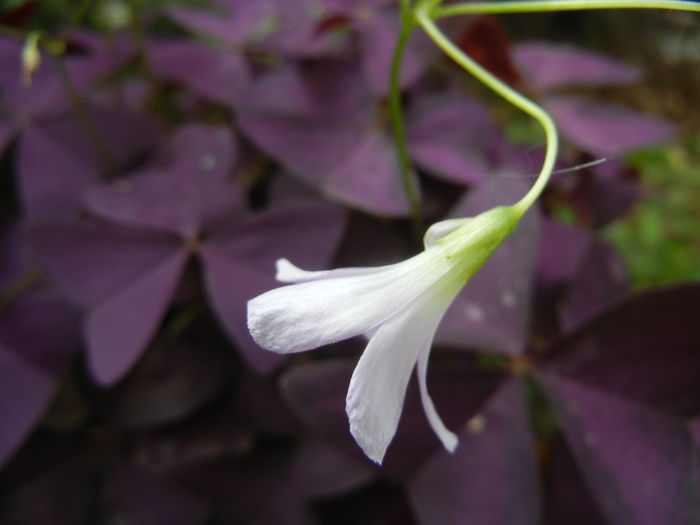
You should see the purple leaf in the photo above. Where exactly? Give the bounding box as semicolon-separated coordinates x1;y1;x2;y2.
437;178;540;354
240;114;411;215
18;110;161;220
409;378;541;525
86;248;189;385
31;221;182;307
545;434;610;525
406;93;494;184
236;61;373;118
357;11;434;95
201;201;346;373
168;1;275;47
544;284;700;416
1;36;131;120
291;440;375;498
0;341;56;469
558;239;627;331
0;292;80;468
280;357;506;478
513;42;641;91
257;0;349;58
535;219;591;288
571;158;639;228
199;249;284;374
545;95;674;156
86;125;243;237
538;372;699;525
148;39;251;107
105;338;232;429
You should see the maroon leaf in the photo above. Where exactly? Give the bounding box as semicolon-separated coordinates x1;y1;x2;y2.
538;372;699;525
409;378;541;525
544;284;700;416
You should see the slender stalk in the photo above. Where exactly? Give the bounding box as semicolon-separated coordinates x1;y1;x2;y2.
414;8;559;216
434;0;700;18
389;7;423;233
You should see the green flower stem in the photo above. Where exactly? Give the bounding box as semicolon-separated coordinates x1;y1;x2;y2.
414;6;558;217
389;4;423;233
434;0;700;18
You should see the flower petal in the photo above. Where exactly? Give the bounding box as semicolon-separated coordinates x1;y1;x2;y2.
275;257;387;283
247;249;452;354
417;345;458;454
345;278;460;464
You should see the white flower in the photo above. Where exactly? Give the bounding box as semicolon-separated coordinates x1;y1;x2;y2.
247;205;521;464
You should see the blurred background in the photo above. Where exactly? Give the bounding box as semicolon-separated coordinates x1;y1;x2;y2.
1;1;699;524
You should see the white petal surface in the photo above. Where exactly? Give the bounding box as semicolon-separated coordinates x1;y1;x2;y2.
247;249;452;353
275;257;386;283
345;277;460;464
417;344;458;453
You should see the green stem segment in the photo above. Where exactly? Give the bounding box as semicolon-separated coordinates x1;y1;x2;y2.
389;7;423;233
434;0;700;18
414;6;559;217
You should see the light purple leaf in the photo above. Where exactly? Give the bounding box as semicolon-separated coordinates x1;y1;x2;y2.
409;378;541;525
148;39;251;107
546;95;674;156
513;42;641;91
538;371;699;525
201;201;346;373
436;178;540;354
31;221;182;307
167;1;275;47
86;248;189;385
200;249;284;374
357;11;434;95
86;125;243;237
544;284;700;417
18;109;161;220
535;219;591;287
406;93;494;185
240;113;411;215
236;61;373;118
257;0;349;58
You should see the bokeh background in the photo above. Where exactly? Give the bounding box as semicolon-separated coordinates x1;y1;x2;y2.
1;1;699;524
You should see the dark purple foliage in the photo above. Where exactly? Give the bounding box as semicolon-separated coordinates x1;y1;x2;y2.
0;6;696;525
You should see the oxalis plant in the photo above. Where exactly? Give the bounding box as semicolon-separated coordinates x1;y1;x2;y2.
247;0;700;465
